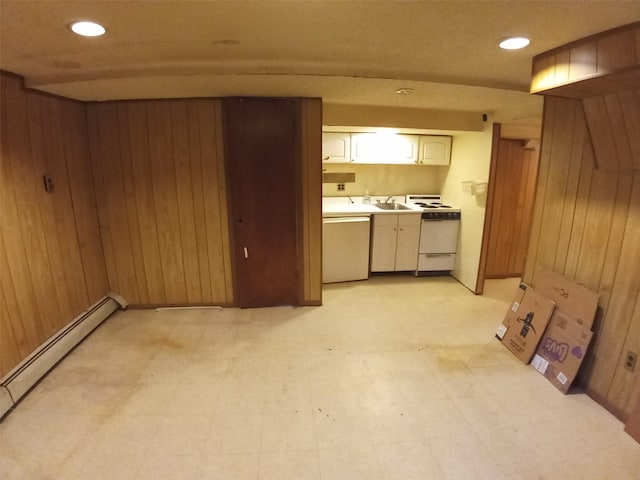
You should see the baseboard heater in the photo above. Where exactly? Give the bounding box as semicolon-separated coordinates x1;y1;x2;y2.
0;293;127;420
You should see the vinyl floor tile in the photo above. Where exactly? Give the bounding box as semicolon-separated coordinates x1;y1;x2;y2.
0;276;637;479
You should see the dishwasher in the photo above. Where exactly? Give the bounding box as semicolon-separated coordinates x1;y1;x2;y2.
322;216;371;283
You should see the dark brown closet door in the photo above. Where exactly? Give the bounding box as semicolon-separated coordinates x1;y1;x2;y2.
224;98;300;307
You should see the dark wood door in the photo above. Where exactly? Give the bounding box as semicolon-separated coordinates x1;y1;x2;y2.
224;98;300;307
485;138;539;278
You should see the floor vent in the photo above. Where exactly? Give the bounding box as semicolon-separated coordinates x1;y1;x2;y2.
0;293;127;420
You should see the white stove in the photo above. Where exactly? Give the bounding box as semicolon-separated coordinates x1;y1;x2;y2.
405;194;461;214
405;194;460;272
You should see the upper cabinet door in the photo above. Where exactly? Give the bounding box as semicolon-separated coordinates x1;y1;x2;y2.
322;132;351;163
418;135;452;165
351;133;419;164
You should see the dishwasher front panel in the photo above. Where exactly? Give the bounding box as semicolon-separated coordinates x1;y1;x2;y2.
322;217;371;283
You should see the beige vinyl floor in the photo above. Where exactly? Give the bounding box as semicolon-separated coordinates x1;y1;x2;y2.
1;276;638;479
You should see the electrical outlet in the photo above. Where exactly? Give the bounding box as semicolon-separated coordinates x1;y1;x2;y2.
337;183;345;191
625;351;637;372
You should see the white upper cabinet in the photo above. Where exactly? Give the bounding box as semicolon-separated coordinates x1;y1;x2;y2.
418;135;452;165
323;131;452;165
322;132;351;163
351;133;419;164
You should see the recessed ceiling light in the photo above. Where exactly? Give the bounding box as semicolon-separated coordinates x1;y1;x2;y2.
70;21;106;37
395;87;415;95
499;37;530;50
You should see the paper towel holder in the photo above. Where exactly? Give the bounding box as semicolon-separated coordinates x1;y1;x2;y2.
461;180;488;196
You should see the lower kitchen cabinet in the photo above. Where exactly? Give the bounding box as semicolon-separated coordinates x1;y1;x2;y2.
371;213;421;272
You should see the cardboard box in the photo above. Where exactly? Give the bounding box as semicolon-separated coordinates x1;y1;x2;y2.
531;310;593;394
496;283;555;364
532;267;599;329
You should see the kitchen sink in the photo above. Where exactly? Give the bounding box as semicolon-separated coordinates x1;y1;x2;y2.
375;203;411;211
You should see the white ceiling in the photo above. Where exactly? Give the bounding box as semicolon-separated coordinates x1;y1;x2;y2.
1;1;639;128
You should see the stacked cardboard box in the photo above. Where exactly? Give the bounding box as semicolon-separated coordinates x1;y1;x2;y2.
495;283;555;363
496;267;599;394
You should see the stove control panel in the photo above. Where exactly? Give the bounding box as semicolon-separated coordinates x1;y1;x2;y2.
421;211;461;220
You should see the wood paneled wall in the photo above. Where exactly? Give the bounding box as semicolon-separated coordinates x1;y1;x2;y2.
0;73;109;377
1;72;321;377
524;95;640;419
300;99;323;304
85;100;233;306
583;90;640;170
531;22;640;98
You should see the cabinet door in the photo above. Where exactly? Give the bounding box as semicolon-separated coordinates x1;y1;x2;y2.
394;214;421;270
322;132;351;163
418;135;452;165
391;134;419;164
352;133;419;164
370;214;398;272
351;132;378;163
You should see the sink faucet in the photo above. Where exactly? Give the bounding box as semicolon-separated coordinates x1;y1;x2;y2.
384;195;394;204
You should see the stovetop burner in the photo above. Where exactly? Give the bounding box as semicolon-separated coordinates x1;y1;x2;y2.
405;194;460;213
414;202;452;209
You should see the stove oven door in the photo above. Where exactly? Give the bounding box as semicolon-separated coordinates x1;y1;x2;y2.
418;219;460;271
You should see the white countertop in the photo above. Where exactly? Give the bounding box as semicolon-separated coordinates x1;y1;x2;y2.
322;196;423;217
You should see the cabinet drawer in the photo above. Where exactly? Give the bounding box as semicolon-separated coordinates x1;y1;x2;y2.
418;253;456;271
373;214;400;226
398;213;421;227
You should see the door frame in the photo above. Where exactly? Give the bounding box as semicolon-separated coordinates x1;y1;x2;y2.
475;123;502;294
476;123;540;293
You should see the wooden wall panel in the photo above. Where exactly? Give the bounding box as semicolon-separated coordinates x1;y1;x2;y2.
531;22;639;98
0;72;109;378
536;100;578;272
587;173;640;404
87;104;140;301
86;99;232;306
562;139;594;280
4;81;60;333
147;102;189;303
115;105;149;304
200;102;233;303
620;90;640;169
169;101;201;303
522;100;556;283
525;94;640;419
126;103;166;302
0;283;21;376
583;90;640;171
186;102;212;301
301;98;323;304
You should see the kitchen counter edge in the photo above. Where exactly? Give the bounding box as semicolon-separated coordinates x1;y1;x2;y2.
322;203;423;217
